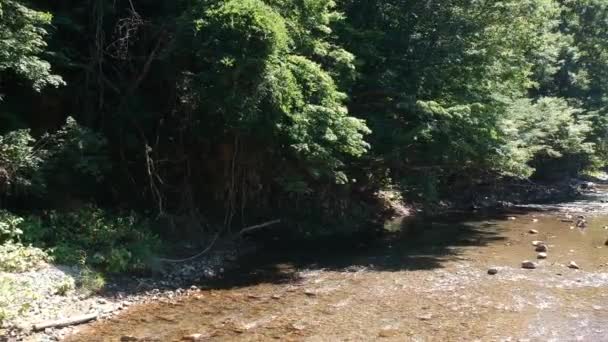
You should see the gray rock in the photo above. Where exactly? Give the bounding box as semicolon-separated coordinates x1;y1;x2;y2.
522;261;537;269
535;244;548;252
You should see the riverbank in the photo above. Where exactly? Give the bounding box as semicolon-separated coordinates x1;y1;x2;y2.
1;177;603;341
0;246;237;342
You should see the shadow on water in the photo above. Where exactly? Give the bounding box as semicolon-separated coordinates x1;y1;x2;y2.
198;210;522;290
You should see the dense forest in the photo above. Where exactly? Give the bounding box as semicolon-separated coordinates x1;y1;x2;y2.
1;0;608;275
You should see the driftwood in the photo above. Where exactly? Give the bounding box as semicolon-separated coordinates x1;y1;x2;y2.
33;313;98;331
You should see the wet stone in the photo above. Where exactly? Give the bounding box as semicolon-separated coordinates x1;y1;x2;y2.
537;252;547;259
522;261;537;269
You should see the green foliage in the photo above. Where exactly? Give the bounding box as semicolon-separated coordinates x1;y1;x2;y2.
0;117;108;198
53;277;75;296
21;206;160;273
0;0;63;90
0;210;23;242
184;0;370;185
0;129;44;195
77;268;106;294
0;275;37;324
0;241;50;272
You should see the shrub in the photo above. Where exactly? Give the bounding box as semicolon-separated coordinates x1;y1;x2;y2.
21;205;160;273
77;268;106;295
0;210;24;243
0;241;50;272
0;275;37;326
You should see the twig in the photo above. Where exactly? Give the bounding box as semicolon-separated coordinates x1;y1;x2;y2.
238;219;281;236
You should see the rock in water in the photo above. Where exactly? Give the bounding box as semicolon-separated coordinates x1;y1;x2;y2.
537;252;547;259
487;268;498;275
535;244;548;252
529;229;539;234
522;261;537;269
568;261;580;269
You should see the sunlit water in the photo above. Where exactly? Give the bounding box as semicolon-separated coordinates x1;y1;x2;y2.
65;188;608;341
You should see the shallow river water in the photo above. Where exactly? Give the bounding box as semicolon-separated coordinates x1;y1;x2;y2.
66;188;608;341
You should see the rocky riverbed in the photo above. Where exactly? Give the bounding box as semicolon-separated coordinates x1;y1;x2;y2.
55;183;608;341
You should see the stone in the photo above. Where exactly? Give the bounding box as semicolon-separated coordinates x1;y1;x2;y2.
304;289;316;297
508;216;517;221
532;240;543;246
532;218;539;223
528;229;539;234
605;239;608;246
535;244;548;252
182;334;204;341
487;268;498;275
537;252;547;259
417;313;433;321
522;261;537;269
120;336;139;342
568;261;580;269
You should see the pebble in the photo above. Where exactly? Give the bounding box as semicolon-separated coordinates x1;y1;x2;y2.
532;218;539;223
522;261;537;269
508;217;517;220
535;244;548;252
531;241;543;246
528;229;539;234
120;336;139;342
605;239;608;246
182;333;204;341
568;261;580;269
537;252;547;259
487;268;498;275
417;313;433;321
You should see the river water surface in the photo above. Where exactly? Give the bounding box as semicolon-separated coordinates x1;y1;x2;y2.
66;188;608;341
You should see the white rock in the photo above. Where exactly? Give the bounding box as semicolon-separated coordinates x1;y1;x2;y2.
568;261;580;269
537;252;547;259
529;229;539;234
532;240;543;246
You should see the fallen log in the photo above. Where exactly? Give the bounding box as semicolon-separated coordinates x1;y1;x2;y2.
33;313;98;331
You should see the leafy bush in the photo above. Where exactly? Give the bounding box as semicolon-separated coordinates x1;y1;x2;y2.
77;268;106;294
0;130;45;196
0;275;37;325
21;206;160;273
0;210;24;243
0;241;50;272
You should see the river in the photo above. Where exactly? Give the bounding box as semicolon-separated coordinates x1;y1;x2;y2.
66;187;608;341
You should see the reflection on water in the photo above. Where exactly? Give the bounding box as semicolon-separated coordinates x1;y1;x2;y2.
66;189;608;341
